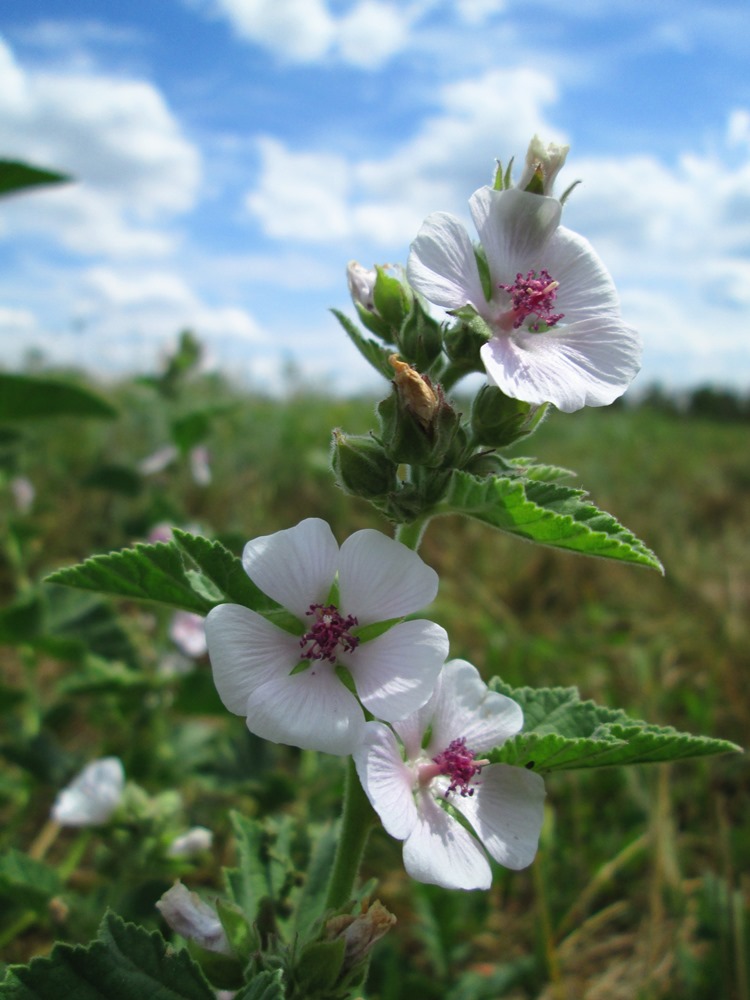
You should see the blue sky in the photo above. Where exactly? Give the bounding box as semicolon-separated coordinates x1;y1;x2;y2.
1;0;749;394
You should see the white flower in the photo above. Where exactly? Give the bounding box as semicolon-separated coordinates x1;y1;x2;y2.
205;518;448;756
407;184;642;412
517;135;570;195
189;445;212;486
156;882;232;955
167;826;214;858
353;659;545;890
169;611;207;659
51;757;125;827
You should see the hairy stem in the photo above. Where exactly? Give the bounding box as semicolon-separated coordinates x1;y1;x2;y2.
325;758;376;911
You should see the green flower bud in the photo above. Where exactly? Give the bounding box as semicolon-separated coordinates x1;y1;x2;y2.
471;384;548;447
397;296;442;370
331;430;398;499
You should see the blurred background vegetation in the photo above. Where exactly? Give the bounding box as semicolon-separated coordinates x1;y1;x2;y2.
0;338;748;999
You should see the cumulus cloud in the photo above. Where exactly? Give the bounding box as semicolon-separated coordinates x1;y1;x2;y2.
0;37;200;257
204;0;426;68
246;67;563;246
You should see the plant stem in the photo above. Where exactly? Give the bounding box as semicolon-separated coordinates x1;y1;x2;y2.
395;516;430;552
325;758;376;911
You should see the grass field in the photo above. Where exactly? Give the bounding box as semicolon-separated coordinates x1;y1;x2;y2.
1;370;748;999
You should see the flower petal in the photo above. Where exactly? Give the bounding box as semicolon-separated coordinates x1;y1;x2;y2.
242;518;338;618
469;187;561;284
427;659;523;756
480;314;642;412
403;791;491;890
245;661;365;755
354;722;418;840
542;226;622;320
338;529;439;624
344;620;448;722
406;211;486;310
454;764;545;870
205;604;302;714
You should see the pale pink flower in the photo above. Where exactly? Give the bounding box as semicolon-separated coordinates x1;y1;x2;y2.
169;611;208;659
407;184;641;412
354;659;545;890
156;882;232;955
205;518;448;756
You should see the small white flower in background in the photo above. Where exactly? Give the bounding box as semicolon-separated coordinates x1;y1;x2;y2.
347;260;378;312
10;476;35;514
407;143;642;413
517;134;570;195
170;611;208;659
138;444;178;476
51;757;125;827
354;659;545;891
205;518;449;756
148;522;176;544
156;882;232;955
189;445;212;486
167;826;213;858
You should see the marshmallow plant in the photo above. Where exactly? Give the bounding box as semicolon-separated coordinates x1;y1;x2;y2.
43;138;738;1000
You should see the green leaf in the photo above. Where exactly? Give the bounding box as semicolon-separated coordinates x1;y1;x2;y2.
0;911;215;999
503;457;576;482
330;309;395;380
0;160;71;198
293;823;340;940
234;970;286;1000
436;470;663;571
171;532;274;612
0;374;116;421
489;681;742;772
0;850;61;911
46;542;213;614
82;464;143;497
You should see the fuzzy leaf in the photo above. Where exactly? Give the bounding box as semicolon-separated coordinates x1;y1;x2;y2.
489;681;742;772
233;971;286;1000
0;373;117;421
436;470;663;570
0;911;214;999
0;160;71;198
0;850;61;911
331;309;395;380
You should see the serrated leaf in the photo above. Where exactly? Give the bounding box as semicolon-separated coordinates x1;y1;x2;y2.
488;680;742;771
0;374;116;421
45;542;213;615
233;970;286;1000
0;911;215;999
0;160;72;198
330;309;395;380
436;470;663;571
503;457;576;482
0;850;61;910
171;532;274;612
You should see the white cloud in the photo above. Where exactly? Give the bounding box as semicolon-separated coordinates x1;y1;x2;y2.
246;67;563;247
0;37;200;258
205;0;427;68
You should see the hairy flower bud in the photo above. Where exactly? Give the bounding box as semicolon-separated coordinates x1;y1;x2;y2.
471;385;547;447
326;900;397;981
331;430;398;499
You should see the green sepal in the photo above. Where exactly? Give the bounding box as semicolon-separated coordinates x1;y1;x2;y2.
331;431;398;499
396;297;443;372
372;267;412;329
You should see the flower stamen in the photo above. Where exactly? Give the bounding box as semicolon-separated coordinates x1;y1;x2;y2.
498;269;564;331
432;737;488;797
300;604;359;663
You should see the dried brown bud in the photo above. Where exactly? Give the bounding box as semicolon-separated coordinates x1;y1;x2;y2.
389;355;439;429
326;899;397;973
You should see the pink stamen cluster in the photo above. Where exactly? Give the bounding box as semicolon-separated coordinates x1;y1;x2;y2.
498;269;564;331
432;737;485;797
300;604;359;663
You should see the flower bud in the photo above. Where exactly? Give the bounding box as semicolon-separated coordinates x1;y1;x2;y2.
346;261;377;313
396;297;442;370
326;900;396;984
378;357;466;468
471;385;547;447
51;757;124;827
331;430;398;499
156;882;233;955
518;135;570;196
346;261;412;341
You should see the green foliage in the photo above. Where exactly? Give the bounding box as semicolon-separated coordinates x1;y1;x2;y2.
436;469;663;570
330;309;395;380
0;911;215;999
489;681;741;771
0;374;117;421
0;160;71;198
0;851;61;912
